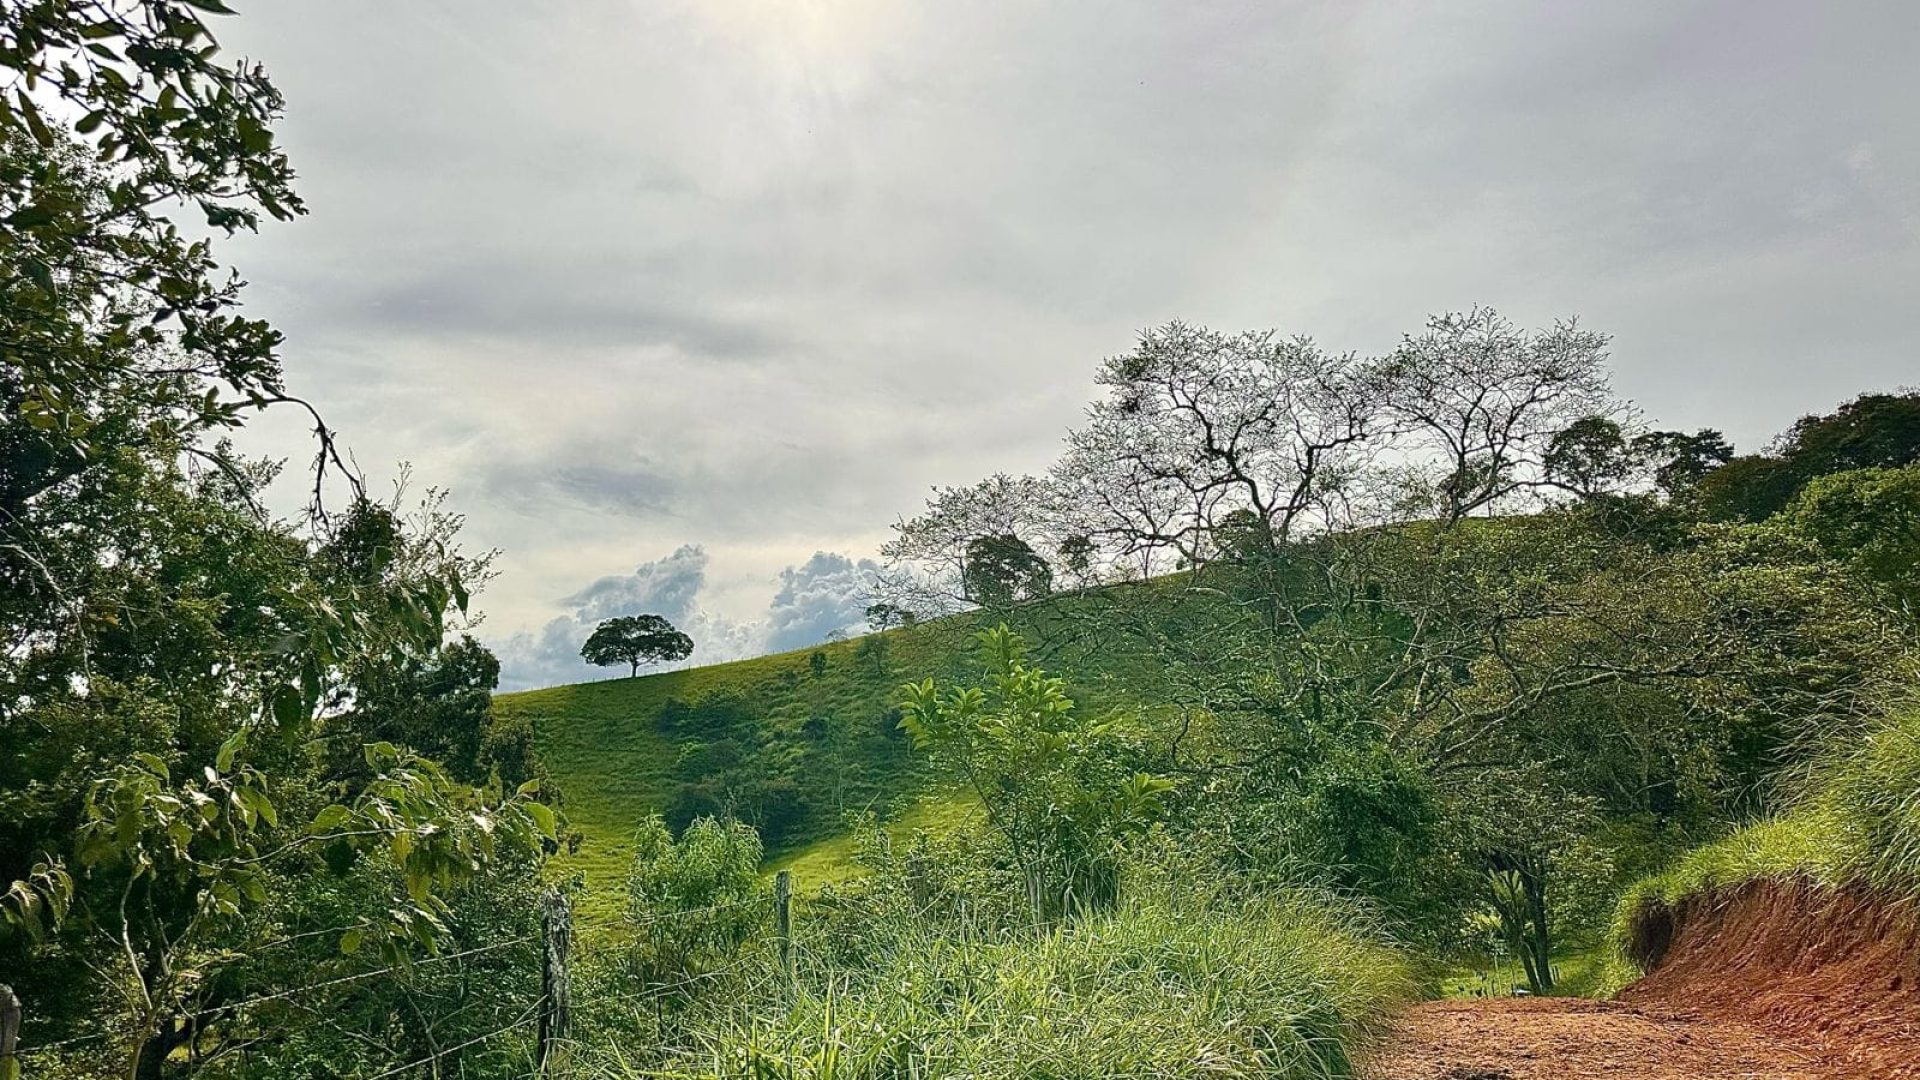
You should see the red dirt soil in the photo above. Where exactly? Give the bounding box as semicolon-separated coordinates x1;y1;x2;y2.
1370;879;1920;1079
1620;878;1920;1079
1365;997;1847;1080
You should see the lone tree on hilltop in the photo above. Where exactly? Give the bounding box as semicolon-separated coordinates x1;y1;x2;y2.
581;614;694;677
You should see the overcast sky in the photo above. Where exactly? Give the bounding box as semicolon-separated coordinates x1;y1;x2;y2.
214;1;1919;689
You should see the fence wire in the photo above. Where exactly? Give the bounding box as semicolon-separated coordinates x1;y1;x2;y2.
9;890;784;1074
625;895;769;928
357;994;547;1080
11;933;536;1059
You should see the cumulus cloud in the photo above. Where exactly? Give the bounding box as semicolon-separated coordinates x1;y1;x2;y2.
218;1;1920;681
561;544;707;624
492;545;736;691
489;546;876;690
764;552;879;653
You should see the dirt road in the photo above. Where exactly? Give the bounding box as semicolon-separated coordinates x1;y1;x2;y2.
1364;998;1848;1080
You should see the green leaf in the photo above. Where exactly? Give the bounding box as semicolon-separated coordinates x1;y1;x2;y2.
310;804;351;832
5;204;58;227
339;928;364;955
133;752;170;781
515;778;542;798
215;730;246;772
238;787;278;829
16;92;53;148
270;684;304;728
526;801;557;840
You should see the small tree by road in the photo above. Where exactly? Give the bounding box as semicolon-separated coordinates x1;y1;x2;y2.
581;615;694;677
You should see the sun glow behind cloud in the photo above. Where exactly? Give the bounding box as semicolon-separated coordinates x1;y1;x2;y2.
216;0;1920;691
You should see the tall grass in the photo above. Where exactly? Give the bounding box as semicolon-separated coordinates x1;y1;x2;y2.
1607;705;1920;986
617;884;1410;1080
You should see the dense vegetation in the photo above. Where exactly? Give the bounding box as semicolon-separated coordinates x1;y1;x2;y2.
1;4;554;1077
1612;701;1920;976
6;3;1920;1077
697;883;1410;1079
860;319;1920;994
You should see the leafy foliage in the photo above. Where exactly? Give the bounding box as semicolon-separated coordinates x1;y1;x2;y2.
626;815;768;980
1698;391;1920;520
0;5;557;1075
899;627;1173;915
582;613;695;677
1782;464;1920;612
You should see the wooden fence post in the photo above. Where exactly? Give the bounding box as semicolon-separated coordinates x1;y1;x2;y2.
905;847;931;912
1;984;21;1080
537;889;572;1077
773;870;793;979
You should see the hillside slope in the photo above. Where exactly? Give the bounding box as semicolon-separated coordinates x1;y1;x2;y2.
493;626;966;917
492;593;1174;918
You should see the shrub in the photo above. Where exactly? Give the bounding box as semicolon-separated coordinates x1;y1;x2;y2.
898;626;1174;917
666;883;1410;1080
626;815;769;979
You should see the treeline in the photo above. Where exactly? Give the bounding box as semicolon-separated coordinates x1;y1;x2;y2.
875;320;1920;989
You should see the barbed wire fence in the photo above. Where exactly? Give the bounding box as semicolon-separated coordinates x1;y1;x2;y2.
0;872;799;1080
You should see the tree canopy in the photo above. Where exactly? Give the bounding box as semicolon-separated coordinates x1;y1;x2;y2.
580;614;695;677
1698;391;1920;521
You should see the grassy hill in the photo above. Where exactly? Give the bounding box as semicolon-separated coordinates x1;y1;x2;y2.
493;624;981;920
493;587;1205;922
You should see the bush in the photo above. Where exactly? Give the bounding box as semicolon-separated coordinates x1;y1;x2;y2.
898;626;1174;917
670;883;1410;1080
626;815;769;979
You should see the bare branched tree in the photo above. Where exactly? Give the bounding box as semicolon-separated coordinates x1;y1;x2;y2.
1052;323;1384;575
1378;308;1617;525
876;473;1060;620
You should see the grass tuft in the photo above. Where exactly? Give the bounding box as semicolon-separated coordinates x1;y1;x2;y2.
633;885;1411;1079
1607;704;1920;989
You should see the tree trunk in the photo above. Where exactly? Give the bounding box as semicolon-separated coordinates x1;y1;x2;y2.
1487;856;1554;995
1517;937;1545;994
132;1018;190;1080
1524;859;1554;993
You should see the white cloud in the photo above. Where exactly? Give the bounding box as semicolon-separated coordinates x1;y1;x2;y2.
215;0;1920;675
764;552;879;653
560;544;708;624
488;545;876;690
